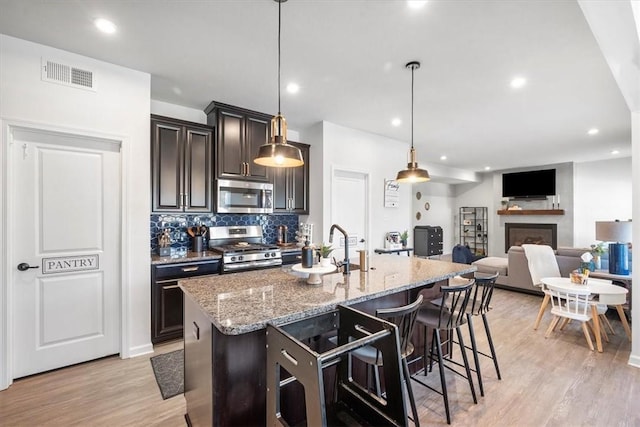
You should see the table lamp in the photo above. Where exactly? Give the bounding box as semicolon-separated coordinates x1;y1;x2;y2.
595;220;632;275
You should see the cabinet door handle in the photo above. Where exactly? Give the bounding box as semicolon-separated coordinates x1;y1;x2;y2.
245;162;250;176
181;266;199;272
184;192;189;208
179;192;185;209
163;284;180;290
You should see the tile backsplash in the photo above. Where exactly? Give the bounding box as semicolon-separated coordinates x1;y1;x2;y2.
150;213;299;253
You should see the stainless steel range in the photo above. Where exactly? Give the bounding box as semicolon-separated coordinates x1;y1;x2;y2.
208;225;282;273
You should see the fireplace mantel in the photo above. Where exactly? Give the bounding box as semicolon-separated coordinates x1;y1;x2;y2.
497;209;564;216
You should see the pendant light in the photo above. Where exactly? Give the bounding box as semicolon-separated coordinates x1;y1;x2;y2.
396;61;430;183
254;0;304;168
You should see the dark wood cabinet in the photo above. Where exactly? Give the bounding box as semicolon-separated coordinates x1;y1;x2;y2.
205;101;270;182
151;115;213;213
151;259;220;344
272;141;310;214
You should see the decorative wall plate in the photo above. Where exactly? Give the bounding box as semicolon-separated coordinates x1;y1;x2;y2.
424;202;430;211
416;212;421;220
416;191;421;200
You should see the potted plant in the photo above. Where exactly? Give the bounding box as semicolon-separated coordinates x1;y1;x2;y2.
317;242;334;267
400;230;409;248
590;243;606;270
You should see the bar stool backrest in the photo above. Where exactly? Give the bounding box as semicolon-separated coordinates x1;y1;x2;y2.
376;294;424;359
436;281;474;330
468;272;499;316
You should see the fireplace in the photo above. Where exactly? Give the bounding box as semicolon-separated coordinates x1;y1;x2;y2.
505;223;557;253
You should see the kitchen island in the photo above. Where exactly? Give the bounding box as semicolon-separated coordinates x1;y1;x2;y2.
179;255;475;426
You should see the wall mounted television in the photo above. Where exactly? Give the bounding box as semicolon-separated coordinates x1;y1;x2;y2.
502;168;556;199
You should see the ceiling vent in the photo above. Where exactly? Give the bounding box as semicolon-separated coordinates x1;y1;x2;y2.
41;58;95;91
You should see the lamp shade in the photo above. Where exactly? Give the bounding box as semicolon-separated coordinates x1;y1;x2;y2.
595;221;632;243
396;147;430;183
254;142;304;167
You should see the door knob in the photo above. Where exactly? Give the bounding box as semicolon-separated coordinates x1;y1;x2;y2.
17;263;39;271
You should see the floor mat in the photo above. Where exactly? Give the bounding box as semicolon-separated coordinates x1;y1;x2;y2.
150;349;184;399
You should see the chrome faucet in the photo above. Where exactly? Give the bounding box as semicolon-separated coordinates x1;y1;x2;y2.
329;224;350;275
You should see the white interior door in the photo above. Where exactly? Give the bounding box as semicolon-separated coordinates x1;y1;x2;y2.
10;128;121;378
331;169;369;263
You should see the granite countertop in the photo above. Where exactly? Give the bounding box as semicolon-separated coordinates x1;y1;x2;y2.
179;255;475;335
151;251;222;265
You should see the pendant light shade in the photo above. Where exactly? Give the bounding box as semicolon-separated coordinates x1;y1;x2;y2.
254;0;304;168
396;61;430;183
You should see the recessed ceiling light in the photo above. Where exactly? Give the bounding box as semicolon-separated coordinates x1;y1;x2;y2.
440;155;447;160
588;128;599;135
94;18;117;34
611;150;620;155
391;118;402;127
286;82;299;94
510;77;526;89
407;1;428;9
484;166;491;171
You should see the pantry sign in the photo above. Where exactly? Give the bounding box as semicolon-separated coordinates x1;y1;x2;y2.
42;254;99;274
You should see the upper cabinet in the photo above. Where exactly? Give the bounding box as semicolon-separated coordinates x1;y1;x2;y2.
151;115;213;213
205;101;270;182
272;141;310;214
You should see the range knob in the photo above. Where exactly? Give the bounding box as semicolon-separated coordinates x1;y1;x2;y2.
264;253;270;258
230;256;236;262
271;252;277;257
238;255;244;261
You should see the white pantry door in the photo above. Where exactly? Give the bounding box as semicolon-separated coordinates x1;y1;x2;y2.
331;169;369;263
11;128;121;378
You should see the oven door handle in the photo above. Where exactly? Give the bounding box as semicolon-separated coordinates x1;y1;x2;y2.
223;259;282;271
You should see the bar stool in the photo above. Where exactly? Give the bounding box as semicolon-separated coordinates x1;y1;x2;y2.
464;271;502;397
266;305;411;426
412;280;476;425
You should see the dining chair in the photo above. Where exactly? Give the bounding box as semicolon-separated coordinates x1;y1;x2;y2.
412;281;476;425
331;294;424;426
522;244;561;330
544;282;595;350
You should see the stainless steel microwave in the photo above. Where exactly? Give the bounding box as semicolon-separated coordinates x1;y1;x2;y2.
216;179;273;214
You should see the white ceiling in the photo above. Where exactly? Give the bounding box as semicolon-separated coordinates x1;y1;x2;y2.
0;0;632;173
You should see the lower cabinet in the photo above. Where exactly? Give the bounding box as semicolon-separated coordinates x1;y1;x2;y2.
151;259;220;344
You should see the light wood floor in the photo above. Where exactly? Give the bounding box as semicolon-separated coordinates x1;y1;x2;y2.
1;288;639;426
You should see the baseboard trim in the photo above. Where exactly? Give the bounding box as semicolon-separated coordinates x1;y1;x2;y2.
628;353;640;368
127;343;154;358
495;283;545;296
